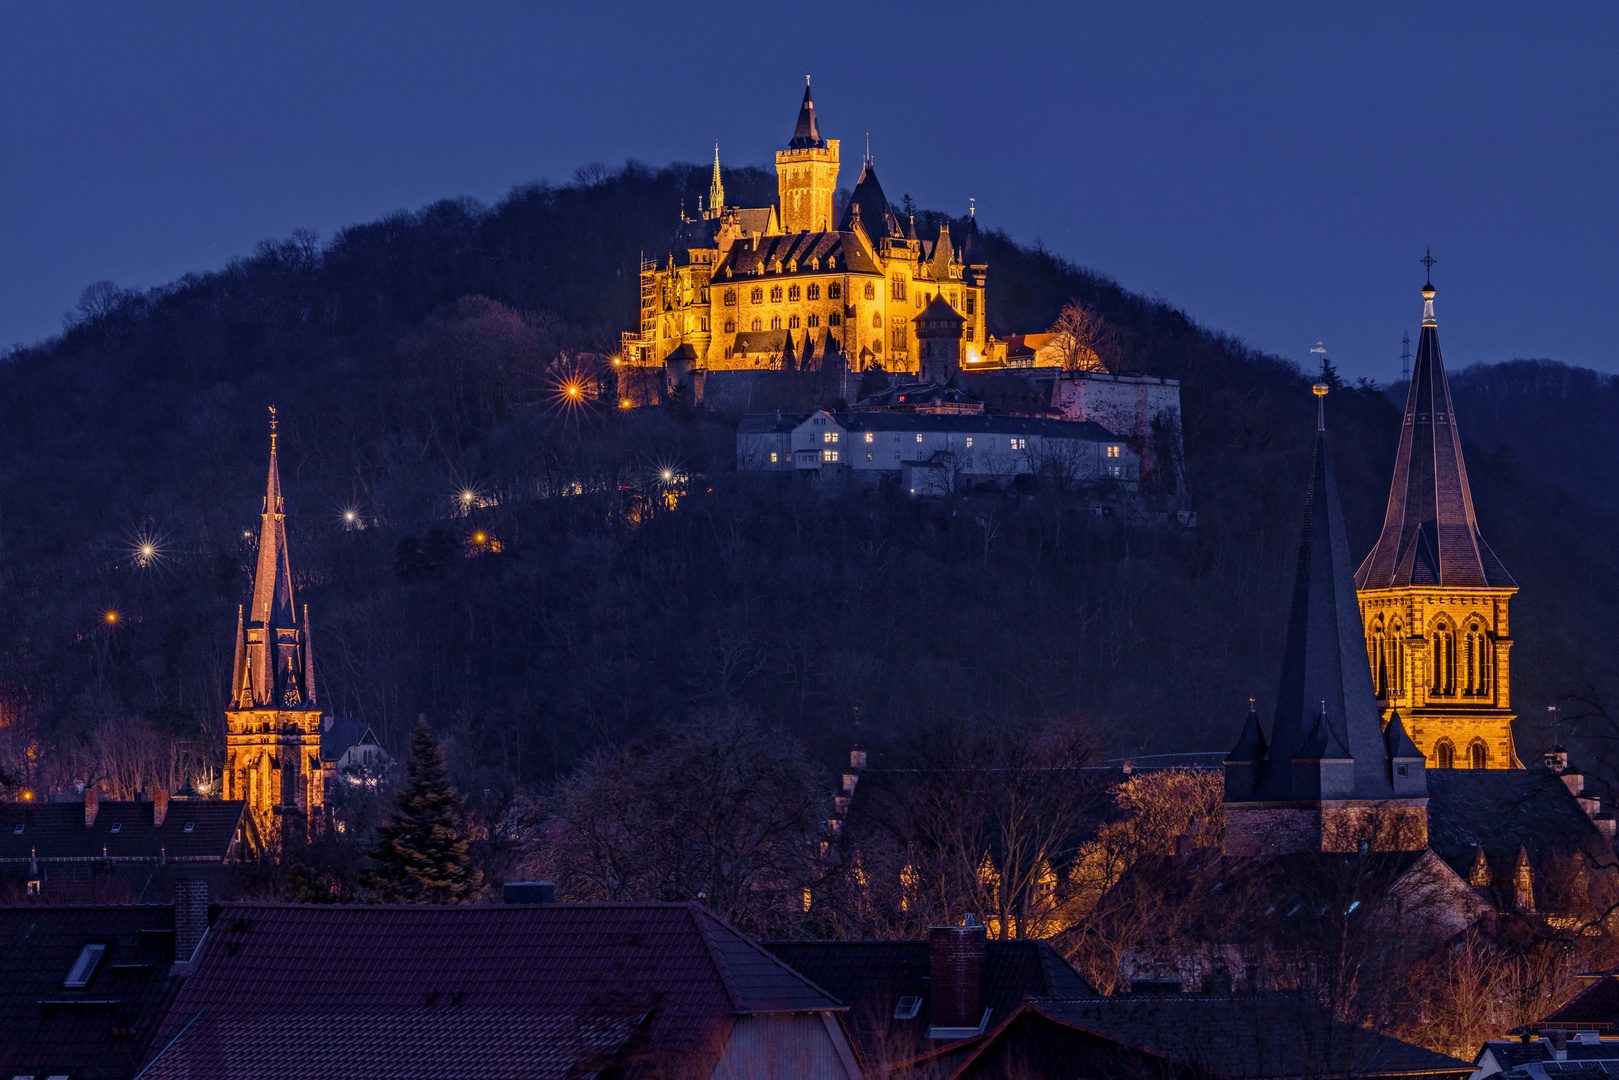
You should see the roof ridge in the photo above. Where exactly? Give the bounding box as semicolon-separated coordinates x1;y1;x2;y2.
685;903;748;1012
688;905;846;1010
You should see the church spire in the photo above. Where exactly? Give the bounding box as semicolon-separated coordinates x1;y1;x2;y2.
240;405;310;709
709;143;725;214
1354;277;1513;592
788;80;826;149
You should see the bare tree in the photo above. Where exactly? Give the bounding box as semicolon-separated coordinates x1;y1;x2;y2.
1049;300;1115;373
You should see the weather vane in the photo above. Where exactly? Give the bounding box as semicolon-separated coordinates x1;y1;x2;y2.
1421;247;1437;280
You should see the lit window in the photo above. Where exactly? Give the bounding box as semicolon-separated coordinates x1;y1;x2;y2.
866;452;873;461
64;943;107;988
1010;437;1027;449
829;283;842;299
916;434;923;443
824;432;839;443
864;432;874;443
770;452;778;463
965;437;973;448
807;284;820;300
823;450;839;462
829;313;842;326
1107;446;1121;458
807;314;819;328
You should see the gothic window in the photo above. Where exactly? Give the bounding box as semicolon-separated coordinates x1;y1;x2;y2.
807;283;820;301
724;347;733;359
788;285;801;302
891;275;907;300
700;317;709;331
808;314;820;328
751;318;762;331
872;313;882;329
1469;740;1487;769
1432;622;1456;696
829;313;842;326
1392;621;1405;697
891;316;907;349
723;289;736;306
966;326;975;341
864;282;876;300
915;294;924;310
788;315;801;329
872;337;882;354
724;319;735;333
770;286;783;302
829;282;842;300
966;293;976;315
1372;620;1388;699
1435;740;1456;769
771;316;782;330
750;287;763;303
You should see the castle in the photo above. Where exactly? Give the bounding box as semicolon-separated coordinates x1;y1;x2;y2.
620;83;990;392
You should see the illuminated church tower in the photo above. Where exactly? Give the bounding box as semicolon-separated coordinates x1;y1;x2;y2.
223;408;325;845
1354;277;1518;769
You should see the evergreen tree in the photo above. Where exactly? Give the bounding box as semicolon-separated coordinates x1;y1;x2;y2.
364;720;482;903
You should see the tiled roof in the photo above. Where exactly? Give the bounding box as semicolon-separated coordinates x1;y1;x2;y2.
1524;975;1619;1031
717;231;881;278
144;902;842;1078
1505;1062;1619;1080
319;717;382;763
0;801;245;863
763;938;1095;1062
0;905;180;1080
1016;995;1473;1080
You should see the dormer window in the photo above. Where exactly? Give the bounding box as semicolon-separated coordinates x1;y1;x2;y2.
788;260;798;273
828;256;836;269
64;943;107;988
811;258;820;271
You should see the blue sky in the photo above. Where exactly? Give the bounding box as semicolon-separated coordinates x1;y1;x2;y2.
2;2;1614;379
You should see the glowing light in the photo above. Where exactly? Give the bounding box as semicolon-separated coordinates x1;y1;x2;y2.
141;544;154;557
620;399;633;409
461;490;475;505
662;470;673;481
474;532;486;544
243;531;251;539
565;382;582;398
104;611;119;625
345;511;356;522
19;789;34;801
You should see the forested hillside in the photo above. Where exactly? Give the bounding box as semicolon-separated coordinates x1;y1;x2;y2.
0;159;1615;804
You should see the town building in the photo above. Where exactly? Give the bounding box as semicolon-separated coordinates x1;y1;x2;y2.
1355;282;1518;769
620;84;991;398
736;409;1137;495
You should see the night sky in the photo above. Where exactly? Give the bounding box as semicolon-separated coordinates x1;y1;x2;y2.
3;2;1614;379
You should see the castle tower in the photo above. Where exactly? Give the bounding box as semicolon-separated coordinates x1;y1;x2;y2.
1354;281;1518;769
224;407;326;850
775;82;840;233
1224;388;1428;856
915;293;965;384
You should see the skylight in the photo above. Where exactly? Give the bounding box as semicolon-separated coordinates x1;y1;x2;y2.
894;995;922;1020
184;822;195;833
64;943;107;988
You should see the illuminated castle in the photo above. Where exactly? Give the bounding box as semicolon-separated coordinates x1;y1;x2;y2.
1354;280;1518;769
223;408;326;844
621;83;990;388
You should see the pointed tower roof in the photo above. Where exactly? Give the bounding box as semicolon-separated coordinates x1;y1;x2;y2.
1249;391;1417;802
709;143;725;213
838;163;902;239
251;407;296;631
1355;282;1514;591
788;83;826;150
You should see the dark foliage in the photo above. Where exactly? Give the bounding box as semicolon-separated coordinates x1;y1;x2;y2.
363;720;481;902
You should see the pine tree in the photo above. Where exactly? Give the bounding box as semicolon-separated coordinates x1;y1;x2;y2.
364;720;482;903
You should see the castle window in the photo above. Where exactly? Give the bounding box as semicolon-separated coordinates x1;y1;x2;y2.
700;317;708;331
724;320;735;333
864;282;876;300
872;313;882;329
966;326;974;341
788;285;801;302
829;283;842;299
1435;740;1455;769
725;347;734;359
788;315;801;329
750;287;763;304
966;293;976;315
829;256;836;269
891;275;907;301
807;283;820;301
1432;622;1456;696
751;318;762;331
770;286;783;302
771;316;782;330
891;316;907;349
829;313;841;326
873;337;882;354
724;289;736;306
807;314;819;328
1468;740;1487;769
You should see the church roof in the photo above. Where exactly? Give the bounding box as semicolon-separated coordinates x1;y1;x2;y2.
837;162;905;239
1355;285;1515;592
1239;400;1420;803
787;84;826;149
1425;768;1607;899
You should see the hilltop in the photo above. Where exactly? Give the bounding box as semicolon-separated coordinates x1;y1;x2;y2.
0;160;1615;799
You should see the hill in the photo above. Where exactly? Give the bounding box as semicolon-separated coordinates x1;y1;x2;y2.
0;160;1615;801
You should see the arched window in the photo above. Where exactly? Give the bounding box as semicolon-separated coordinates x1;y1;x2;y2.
723;289;736;306
751;317;762;331
872;312;882;329
807;283;820;301
724;319;735;333
864;282;876;300
807;314;820;328
1372;620;1388;699
829;313;842;327
1392;621;1404;697
770;286;783;302
872;337;882;354
1435;740;1455;769
829;282;842;300
1465;630;1477;694
1479;630;1491;695
699;317;708;331
770;316;782;330
1432;622;1455;696
788;285;801;302
1469;740;1487;769
788;315;800;329
750;287;763;304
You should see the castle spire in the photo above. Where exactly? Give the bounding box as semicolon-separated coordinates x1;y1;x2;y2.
709;143;725;214
1354;277;1512;592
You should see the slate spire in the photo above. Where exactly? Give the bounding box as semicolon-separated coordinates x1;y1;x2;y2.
1355;282;1514;591
788;82;826;150
240;407;314;709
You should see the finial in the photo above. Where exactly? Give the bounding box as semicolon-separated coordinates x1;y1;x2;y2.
1420;246;1437;287
1420;250;1438;326
268;404;278;450
865;132;871;165
1312;384;1329;431
806;73;811;87
969;197;975;219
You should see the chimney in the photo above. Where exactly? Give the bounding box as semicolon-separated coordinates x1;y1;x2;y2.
84;788;99;828
1562;767;1586;796
850;749;867;770
173;878;210;967
153;788;170;827
929;916;987;1034
502;881;556;904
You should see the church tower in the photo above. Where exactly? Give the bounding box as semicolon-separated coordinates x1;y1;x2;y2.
775;81;840;233
223;407;326;848
1224;387;1429;856
1354;278;1518;769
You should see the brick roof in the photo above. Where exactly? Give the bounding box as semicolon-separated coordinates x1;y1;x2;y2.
0;905;181;1080
0;801;245;865
142;901;842;1079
